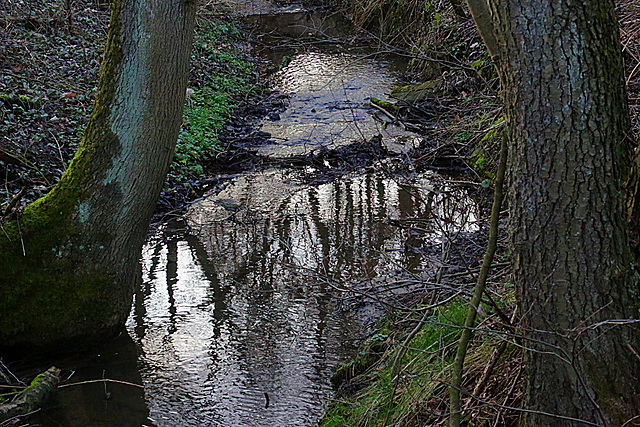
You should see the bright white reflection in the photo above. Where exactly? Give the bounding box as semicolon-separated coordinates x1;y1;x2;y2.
258;51;420;157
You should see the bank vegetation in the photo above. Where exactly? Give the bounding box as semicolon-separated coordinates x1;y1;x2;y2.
322;0;640;425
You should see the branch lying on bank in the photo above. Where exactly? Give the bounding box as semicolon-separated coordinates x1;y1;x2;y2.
0;366;60;423
3;187;25;217
368;98;425;133
0;147;25;166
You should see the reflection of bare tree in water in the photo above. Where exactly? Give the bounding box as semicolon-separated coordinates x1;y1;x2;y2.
128;167;480;425
166;238;178;334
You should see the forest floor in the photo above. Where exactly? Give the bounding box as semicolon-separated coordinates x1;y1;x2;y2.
0;0;269;216
1;0;108;211
1;0;639;426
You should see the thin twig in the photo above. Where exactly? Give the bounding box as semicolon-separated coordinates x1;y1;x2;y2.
448;381;601;427
58;379;144;389
3;187;25;216
467;308;517;406
492;365;522;427
621;414;640;427
627;342;640;363
0;408;41;426
450;132;508;427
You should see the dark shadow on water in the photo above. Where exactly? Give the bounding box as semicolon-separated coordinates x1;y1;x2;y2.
13;332;151;426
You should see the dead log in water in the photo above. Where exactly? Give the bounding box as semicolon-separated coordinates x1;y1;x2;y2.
0;366;60;422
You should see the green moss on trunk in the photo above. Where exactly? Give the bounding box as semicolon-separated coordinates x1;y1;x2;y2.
0;0;126;350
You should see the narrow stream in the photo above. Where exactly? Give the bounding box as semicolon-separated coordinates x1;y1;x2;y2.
130;171;477;426
246;9;420;156
20;5;481;427
29;173;478;426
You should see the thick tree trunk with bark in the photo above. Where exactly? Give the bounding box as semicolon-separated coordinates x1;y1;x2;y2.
482;0;640;425
0;0;197;350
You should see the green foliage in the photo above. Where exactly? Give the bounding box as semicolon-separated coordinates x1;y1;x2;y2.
173;90;232;180
170;18;256;182
197;20;241;41
471;117;504;178
0;93;39;106
474;155;491;170
280;55;293;68
322;301;479;427
454;131;473;143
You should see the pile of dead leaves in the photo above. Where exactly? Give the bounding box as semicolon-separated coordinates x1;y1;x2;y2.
0;0;109;214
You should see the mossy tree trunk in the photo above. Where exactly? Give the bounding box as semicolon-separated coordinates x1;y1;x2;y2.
470;0;640;424
0;0;197;350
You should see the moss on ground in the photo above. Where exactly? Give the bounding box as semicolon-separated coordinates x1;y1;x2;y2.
321;301;518;426
323;302;466;426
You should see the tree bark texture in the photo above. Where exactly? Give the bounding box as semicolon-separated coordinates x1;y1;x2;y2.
465;0;498;59
0;0;197;350
484;0;640;425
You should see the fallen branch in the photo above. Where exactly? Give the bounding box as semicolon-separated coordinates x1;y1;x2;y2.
58;378;143;389
0;366;60;423
3;187;25;216
369;98;399;122
0;147;24;166
369;98;423;132
472;340;507;398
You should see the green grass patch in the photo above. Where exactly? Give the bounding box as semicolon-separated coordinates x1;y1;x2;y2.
322;300;499;427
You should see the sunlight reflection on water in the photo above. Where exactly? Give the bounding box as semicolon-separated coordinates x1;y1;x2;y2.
258;50;420;157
